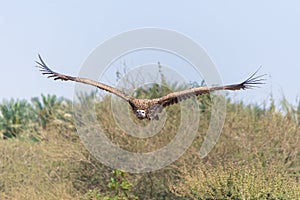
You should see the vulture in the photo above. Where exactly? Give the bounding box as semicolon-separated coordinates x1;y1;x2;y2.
36;55;265;120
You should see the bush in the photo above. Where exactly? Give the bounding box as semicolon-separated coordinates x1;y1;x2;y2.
0;99;35;138
0;90;299;199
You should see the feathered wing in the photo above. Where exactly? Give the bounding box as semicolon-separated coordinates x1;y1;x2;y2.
36;55;131;102
157;69;266;107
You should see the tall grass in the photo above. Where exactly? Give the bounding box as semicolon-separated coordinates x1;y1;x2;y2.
0;91;299;199
172;160;300;199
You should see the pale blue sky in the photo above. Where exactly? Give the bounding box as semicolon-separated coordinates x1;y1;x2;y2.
0;1;299;106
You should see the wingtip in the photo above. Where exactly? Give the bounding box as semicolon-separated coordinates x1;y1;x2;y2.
35;55;70;81
35;55;55;77
243;72;267;89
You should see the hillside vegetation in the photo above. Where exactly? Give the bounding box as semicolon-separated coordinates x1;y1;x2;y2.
0;89;299;199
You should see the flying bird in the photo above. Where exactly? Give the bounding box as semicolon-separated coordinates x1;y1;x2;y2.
36;55;265;120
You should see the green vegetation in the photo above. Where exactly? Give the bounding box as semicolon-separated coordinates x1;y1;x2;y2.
0;99;35;139
0;88;299;199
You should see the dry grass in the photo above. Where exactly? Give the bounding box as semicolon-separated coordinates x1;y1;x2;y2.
171;159;300;199
0;96;299;199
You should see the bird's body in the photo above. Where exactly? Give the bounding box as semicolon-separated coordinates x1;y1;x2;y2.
36;55;265;120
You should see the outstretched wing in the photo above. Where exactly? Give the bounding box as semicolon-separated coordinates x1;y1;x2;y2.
156;69;266;107
36;54;131;101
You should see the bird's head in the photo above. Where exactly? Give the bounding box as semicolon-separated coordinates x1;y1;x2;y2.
135;109;146;119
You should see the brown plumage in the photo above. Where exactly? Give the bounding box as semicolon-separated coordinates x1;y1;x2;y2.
36;55;266;120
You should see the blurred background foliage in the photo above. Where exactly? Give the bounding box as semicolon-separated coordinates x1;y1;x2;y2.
0;69;299;199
